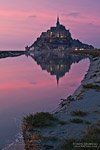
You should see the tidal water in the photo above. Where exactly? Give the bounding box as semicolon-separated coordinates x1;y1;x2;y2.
0;54;90;149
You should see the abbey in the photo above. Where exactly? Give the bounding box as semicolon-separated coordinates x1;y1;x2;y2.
41;17;71;40
28;17;93;51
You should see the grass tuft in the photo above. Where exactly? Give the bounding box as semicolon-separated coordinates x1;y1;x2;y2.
83;84;100;90
58;120;68;125
70;118;84;123
71;110;88;117
60;139;76;150
23;112;58;128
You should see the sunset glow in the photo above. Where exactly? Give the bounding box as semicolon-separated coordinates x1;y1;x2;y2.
0;0;100;49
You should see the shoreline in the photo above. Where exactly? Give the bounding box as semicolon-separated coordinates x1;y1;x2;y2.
2;133;24;150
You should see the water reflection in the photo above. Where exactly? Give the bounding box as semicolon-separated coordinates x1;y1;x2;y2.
29;51;85;84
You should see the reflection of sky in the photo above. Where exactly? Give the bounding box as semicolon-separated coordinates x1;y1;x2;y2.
0;0;100;49
0;56;90;114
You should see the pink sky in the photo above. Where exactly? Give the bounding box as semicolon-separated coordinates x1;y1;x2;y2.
0;0;100;49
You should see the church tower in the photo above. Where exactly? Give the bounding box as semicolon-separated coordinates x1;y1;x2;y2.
56;16;60;27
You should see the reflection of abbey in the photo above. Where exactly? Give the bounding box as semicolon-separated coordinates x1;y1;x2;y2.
30;51;84;85
28;17;93;51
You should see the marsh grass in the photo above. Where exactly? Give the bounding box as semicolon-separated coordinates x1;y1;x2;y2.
71;110;88;117
82;126;100;144
70;118;84;123
58;120;68;125
23;112;58;128
23;112;68;128
60;126;100;150
83;84;100;90
70;118;91;125
84;121;91;125
60;139;76;150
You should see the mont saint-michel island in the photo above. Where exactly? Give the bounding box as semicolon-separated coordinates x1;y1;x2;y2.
26;17;94;54
0;17;98;60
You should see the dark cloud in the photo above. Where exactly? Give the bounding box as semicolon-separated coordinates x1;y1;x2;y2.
62;12;80;17
61;82;77;87
88;23;100;28
30;81;37;85
28;15;37;18
66;82;77;88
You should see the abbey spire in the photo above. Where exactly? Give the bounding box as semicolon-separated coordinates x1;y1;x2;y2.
56;16;60;27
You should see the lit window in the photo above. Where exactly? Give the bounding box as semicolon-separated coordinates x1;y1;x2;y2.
61;35;64;38
50;32;53;36
75;48;78;51
57;33;60;37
